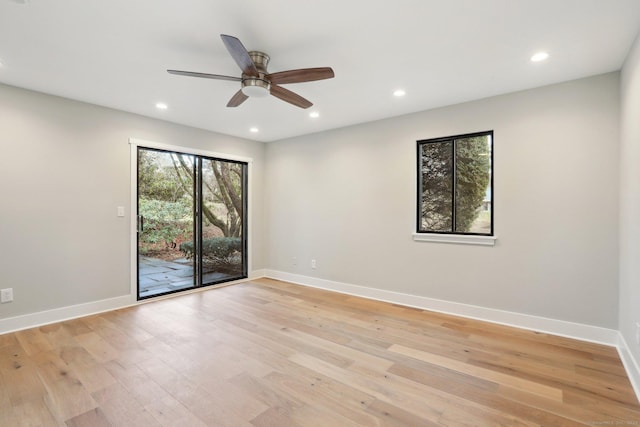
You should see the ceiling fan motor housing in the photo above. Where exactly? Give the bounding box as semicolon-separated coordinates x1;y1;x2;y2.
241;51;271;97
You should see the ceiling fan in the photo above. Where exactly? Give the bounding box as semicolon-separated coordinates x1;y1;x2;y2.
167;34;335;109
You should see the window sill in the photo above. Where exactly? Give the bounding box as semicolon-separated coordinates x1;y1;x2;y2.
412;233;497;246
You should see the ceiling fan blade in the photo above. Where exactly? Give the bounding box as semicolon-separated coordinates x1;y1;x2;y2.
167;70;241;82
220;34;259;77
227;90;249;107
267;67;335;85
270;84;313;109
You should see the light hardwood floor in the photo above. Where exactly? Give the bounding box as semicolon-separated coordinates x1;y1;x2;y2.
1;278;639;426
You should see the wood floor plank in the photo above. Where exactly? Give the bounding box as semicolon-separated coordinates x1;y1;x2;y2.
0;332;18;349
250;406;302;427
0;278;638;426
69;360;117;395
65;407;112;427
0;344;49;404
230;372;304;415
144;395;209;427
14;327;55;356
91;382;161;427
288;351;451;423
1;396;63;427
103;360;170;406
388;359;618;426
388;343;564;401
364;399;442;427
264;368;381;426
38;359;98;422
74;332;119;364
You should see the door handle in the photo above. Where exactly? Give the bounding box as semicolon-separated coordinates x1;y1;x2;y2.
137;215;144;232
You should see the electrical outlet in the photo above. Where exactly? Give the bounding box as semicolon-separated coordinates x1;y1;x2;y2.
311;259;317;269
1;288;13;303
292;257;297;266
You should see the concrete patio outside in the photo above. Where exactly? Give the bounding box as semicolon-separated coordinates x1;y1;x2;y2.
138;256;231;297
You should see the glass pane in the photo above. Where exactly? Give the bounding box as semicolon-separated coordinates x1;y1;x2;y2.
454;135;492;234
138;149;195;298
201;158;245;284
419;141;453;232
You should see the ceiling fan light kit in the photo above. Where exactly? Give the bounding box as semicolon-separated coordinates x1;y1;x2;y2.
168;34;334;109
241;80;270;97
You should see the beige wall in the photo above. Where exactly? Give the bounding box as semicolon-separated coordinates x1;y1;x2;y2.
620;32;640;363
0;83;265;319
265;73;620;328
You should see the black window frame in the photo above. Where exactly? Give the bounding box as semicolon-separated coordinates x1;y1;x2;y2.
416;130;494;236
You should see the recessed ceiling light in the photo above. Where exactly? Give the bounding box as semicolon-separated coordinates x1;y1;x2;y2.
530;52;549;62
249;127;259;133
393;89;406;97
309;111;320;118
155;102;168;110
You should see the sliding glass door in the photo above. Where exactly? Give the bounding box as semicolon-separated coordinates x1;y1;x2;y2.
136;147;247;299
199;157;246;285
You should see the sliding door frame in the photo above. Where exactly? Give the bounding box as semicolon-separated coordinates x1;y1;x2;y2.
129;138;253;299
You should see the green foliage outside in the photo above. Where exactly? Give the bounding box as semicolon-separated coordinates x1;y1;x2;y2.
138;198;192;252
138;152;185;203
421;141;453;232
421;136;491;233
138;149;244;264
454;137;491;232
180;237;242;270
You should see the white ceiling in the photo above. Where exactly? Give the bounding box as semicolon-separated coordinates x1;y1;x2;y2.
1;0;639;142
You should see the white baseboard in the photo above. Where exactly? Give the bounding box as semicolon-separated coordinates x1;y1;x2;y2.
617;334;640;404
0;294;136;335
0;270;266;335
264;270;619;346
249;268;267;279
